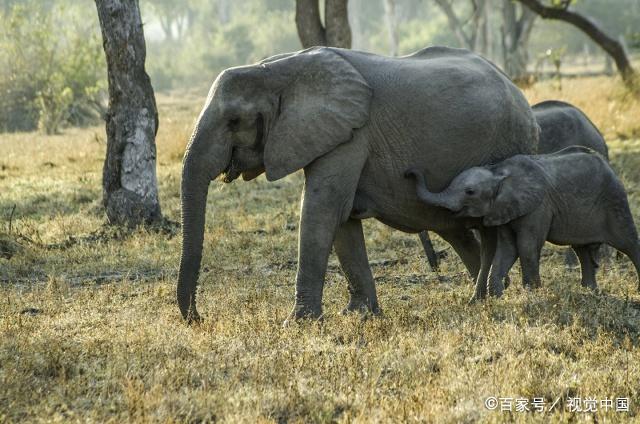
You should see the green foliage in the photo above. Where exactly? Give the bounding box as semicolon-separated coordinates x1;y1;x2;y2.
0;2;105;133
142;0;299;90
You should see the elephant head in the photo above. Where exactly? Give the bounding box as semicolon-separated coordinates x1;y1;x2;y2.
405;155;546;227
178;47;372;322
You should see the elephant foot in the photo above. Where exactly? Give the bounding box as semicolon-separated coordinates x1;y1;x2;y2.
342;297;381;316
523;279;542;290
468;294;486;305
581;280;598;290
283;302;323;326
488;288;504;298
487;279;505;298
180;304;202;325
186;312;202;325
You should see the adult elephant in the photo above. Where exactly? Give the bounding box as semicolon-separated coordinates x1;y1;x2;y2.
177;46;538;323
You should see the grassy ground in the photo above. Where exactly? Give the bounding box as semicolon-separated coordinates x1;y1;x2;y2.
1;76;640;422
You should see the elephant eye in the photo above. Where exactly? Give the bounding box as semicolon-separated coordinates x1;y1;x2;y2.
465;188;476;196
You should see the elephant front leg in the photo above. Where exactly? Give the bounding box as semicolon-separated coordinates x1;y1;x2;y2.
487;226;518;297
334;218;380;314
286;140;367;323
288;197;339;321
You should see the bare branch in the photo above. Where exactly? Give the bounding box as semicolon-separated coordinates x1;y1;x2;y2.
517;0;636;87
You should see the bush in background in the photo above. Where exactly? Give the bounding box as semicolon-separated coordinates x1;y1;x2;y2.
0;3;106;134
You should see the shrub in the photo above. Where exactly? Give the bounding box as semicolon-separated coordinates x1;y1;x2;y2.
0;3;106;134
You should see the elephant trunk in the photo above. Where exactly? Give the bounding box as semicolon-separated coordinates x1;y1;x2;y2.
411;170;462;212
177;128;231;322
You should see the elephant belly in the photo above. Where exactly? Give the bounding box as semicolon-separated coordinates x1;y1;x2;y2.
547;213;607;246
352;177;462;233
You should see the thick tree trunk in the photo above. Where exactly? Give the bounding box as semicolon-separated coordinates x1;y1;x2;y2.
95;0;162;227
295;0;351;49
516;0;636;87
296;0;327;47
325;0;351;48
502;0;536;82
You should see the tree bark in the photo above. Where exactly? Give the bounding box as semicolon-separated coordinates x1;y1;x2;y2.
296;0;327;47
502;0;536;82
95;0;162;227
433;0;493;57
516;0;636;87
433;0;471;48
295;0;351;49
383;0;399;56
325;0;351;48
349;0;365;50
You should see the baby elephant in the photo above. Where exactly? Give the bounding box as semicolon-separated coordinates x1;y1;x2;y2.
406;146;640;299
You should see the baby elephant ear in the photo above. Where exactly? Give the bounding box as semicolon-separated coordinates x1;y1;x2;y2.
262;48;372;181
483;158;545;226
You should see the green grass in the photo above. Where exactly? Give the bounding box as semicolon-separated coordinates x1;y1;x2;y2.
2;77;640;422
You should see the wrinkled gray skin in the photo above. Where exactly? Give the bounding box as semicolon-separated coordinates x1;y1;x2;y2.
408;146;640;300
534;100;608;159
178;46;538;323
418;99;609;271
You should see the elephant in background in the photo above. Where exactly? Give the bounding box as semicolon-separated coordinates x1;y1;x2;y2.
408;146;640;299
178;46;538;323
418;99;609;272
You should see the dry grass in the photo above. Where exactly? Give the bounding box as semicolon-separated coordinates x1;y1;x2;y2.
1;76;640;422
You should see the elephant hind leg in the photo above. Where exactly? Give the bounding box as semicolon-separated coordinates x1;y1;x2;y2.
604;208;640;290
610;240;640;292
573;244;599;290
419;231;440;272
334;218;380;314
436;228;481;280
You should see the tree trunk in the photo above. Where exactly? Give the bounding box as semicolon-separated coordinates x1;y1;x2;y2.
95;0;162;227
325;0;352;48
516;0;636;87
383;0;399;56
433;0;471;48
349;0;365;50
472;0;489;55
502;0;536;82
296;0;327;47
295;0;351;49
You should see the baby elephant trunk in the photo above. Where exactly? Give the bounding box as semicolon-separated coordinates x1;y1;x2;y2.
405;168;462;212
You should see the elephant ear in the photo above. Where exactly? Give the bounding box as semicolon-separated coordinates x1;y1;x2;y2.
483;157;546;226
262;48;372;181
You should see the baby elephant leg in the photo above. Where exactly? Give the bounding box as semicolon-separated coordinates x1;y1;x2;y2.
604;205;640;290
609;238;640;291
572;244;600;290
516;230;545;289
487;226;518;297
469;227;497;302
